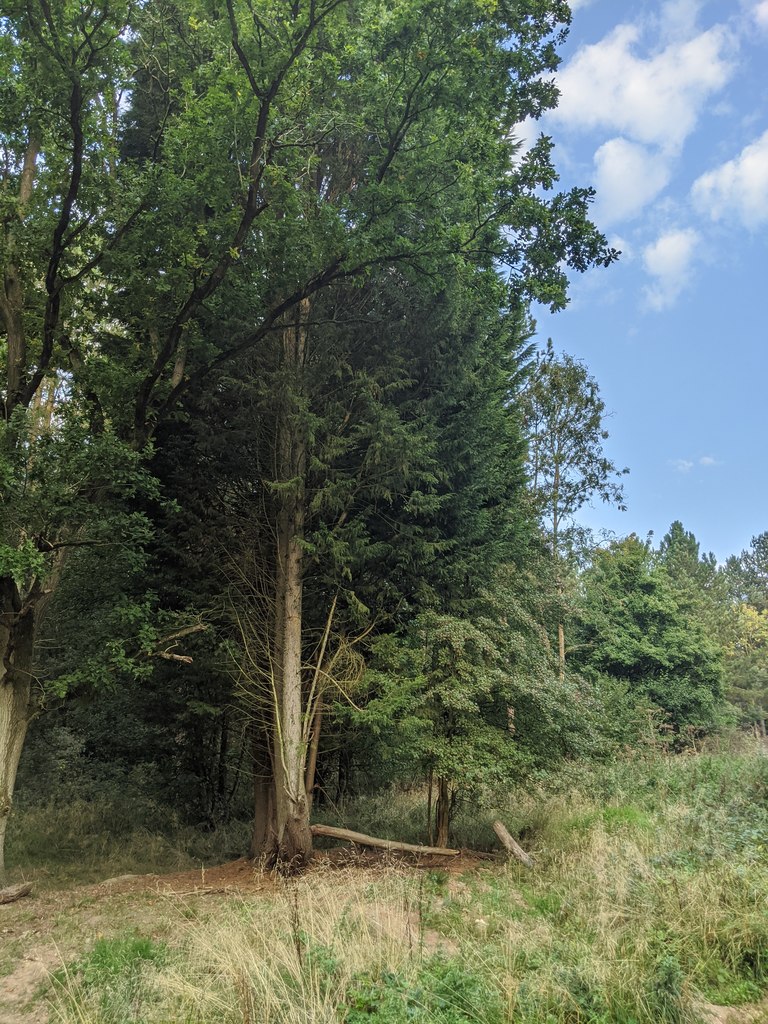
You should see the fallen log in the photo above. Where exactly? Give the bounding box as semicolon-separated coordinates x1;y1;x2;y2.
0;882;33;905
492;820;534;868
310;824;460;857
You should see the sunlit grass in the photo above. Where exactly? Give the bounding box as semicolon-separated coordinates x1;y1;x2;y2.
13;748;768;1023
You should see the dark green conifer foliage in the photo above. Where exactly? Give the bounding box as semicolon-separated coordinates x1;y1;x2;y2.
726;533;768;613
574;535;725;738
658;521;730;635
2;0;619;872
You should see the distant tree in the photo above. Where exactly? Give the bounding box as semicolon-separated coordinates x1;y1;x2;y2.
722;532;768;734
523;341;627;677
574;535;725;739
726;533;768;613
657;521;732;642
725;603;768;737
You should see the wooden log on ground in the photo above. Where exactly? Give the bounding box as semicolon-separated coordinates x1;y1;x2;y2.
0;882;33;905
310;823;460;857
492;820;534;868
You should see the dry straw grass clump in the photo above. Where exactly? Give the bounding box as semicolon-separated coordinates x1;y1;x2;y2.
159;870;432;1023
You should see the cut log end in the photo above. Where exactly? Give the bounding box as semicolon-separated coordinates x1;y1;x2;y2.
0;882;33;905
310;823;460;857
492;820;534;868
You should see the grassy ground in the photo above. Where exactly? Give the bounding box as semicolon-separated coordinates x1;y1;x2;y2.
3;749;768;1024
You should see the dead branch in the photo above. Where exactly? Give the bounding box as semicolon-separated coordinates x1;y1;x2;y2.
154;651;194;664
157;623;208;645
310;824;459;857
492;820;534;868
0;882;33;905
147;621;208;665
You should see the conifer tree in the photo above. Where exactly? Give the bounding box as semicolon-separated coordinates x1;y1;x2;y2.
1;0;616;874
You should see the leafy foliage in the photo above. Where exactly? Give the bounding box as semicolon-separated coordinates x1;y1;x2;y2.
574;535;726;736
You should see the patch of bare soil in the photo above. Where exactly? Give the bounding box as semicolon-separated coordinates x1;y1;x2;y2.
0;947;55;1024
77;847;493;898
696;998;768;1024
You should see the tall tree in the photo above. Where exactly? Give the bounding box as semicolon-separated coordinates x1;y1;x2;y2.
523;341;627;677
1;0;616;876
1;0;141;882
657;521;732;643
726;533;768;613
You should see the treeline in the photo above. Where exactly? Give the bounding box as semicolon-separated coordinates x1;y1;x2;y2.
0;1;762;879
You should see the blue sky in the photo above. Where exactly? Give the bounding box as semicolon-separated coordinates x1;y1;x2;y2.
529;0;768;562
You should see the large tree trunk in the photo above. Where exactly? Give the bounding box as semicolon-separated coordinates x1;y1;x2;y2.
269;302;312;871
0;137;38;416
0;580;35;885
435;775;450;850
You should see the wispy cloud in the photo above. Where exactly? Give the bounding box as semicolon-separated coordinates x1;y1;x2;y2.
753;1;768;29
642;228;700;310
691;129;768;229
658;0;706;41
669;455;721;473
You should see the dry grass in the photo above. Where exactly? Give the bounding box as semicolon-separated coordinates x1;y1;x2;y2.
13;751;768;1024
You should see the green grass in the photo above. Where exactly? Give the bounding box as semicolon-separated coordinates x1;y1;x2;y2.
51;935;170;1024
5;796;251;887
11;749;768;1023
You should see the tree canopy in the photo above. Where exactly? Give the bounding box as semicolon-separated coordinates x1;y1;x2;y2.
3;0;760;878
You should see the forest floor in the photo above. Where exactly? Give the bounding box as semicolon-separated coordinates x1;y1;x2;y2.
0;851;486;1024
2;751;768;1024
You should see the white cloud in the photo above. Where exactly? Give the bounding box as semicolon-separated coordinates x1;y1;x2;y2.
669;455;720;472
691;129;768;228
642;228;700;310
608;234;633;260
569;0;597;10
659;0;704;40
754;1;768;29
552;22;734;154
593;138;672;223
510;118;540;158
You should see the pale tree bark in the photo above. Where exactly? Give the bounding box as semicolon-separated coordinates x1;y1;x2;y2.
552;461;566;681
269;299;313;870
304;702;323;811
304;594;338;812
0;580;35;884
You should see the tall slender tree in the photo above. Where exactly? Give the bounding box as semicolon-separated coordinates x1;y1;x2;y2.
523;341;627;678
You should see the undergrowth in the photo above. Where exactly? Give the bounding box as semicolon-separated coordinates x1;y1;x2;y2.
18;749;768;1023
6;796;250;886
